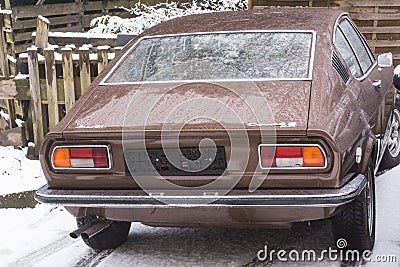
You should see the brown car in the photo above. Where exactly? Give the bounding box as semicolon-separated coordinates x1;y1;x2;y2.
36;8;400;252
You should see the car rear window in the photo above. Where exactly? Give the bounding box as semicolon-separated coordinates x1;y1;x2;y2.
104;31;315;84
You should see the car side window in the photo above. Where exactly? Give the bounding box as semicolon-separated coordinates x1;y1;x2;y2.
334;28;362;78
339;19;374;74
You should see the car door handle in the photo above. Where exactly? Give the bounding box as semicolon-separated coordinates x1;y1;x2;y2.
372;80;382;90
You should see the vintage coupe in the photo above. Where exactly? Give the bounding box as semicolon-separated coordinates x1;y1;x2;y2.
36;9;400;251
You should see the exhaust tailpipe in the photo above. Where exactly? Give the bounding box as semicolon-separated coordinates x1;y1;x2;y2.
69;218;111;239
81;220;113;239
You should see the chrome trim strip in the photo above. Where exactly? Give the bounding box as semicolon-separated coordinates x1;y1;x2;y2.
35;174;366;208
332;12;349;44
257;143;328;170
309;30;317;81
356;61;378;82
332;14;377;82
99;30;317;85
51;145;113;171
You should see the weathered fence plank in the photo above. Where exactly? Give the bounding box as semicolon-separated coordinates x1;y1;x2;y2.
0;14;9;77
360;26;400;34
12;2;83;19
44;48;59;130
13;14;82;31
27;47;43;154
79;47;91;94
350;0;400;7
61;48;75;113
350;13;400;21
35;16;50;50
97;45;110;73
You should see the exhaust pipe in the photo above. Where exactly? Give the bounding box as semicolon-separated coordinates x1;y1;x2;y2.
81;220;113;239
69;218;111;239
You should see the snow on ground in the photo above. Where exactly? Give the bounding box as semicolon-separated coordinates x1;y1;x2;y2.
0;205;88;267
0;146;398;266
0;146;45;195
365;167;400;267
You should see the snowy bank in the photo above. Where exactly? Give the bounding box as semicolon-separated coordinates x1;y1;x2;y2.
0;146;45;196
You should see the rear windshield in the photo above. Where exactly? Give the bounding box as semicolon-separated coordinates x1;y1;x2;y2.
104;31;314;83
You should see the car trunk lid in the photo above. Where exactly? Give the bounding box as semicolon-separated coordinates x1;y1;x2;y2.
62;81;311;138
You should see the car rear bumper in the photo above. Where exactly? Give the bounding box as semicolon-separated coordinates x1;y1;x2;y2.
35;174;366;208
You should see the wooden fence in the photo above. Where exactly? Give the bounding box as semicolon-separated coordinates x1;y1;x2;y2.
250;0;400;63
349;0;400;62
4;0;157;54
14;44;122;151
0;12;126;151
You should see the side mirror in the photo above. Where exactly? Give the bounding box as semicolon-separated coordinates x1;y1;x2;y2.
394;65;400;90
378;52;393;68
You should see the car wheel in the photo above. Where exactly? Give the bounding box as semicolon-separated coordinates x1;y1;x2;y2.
380;97;400;170
331;160;375;252
76;215;131;250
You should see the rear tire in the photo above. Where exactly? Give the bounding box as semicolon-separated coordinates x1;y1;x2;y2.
331;159;375;252
380;97;400;170
77;215;131;250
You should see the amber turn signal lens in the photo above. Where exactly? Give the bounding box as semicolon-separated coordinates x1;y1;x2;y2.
302;146;325;167
52;147;71;168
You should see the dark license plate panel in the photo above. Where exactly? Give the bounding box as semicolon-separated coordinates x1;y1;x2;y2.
124;147;227;176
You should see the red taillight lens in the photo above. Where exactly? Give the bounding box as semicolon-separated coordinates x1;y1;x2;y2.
276;147;302;158
259;145;326;169
69;148;93;158
52;146;110;169
92;148;109;168
260;146;276;167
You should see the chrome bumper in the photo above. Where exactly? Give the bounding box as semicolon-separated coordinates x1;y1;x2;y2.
35;174;366;208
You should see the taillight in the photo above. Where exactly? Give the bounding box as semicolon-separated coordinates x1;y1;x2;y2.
52;146;111;169
259;145;326;169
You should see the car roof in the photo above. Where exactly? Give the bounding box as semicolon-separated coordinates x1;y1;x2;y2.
141;8;346;37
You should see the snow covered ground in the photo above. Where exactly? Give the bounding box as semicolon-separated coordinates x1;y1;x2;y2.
0;146;399;266
0;146;45;196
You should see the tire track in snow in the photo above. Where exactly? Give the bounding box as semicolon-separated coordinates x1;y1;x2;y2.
74;249;114;267
9;236;75;267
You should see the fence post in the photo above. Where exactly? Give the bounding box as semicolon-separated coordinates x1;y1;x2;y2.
371;6;379;53
27;47;44;155
97;45;110;73
6;99;16;128
61;47;75;113
4;0;11;9
248;0;253;9
0;13;17;129
79;46;91;95
35;15;50;51
44;47;59;130
0;13;9;78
